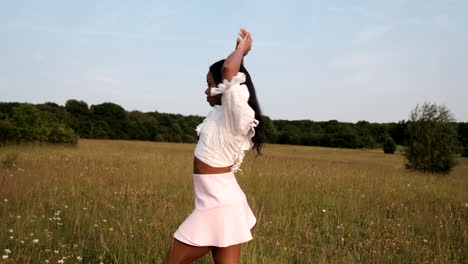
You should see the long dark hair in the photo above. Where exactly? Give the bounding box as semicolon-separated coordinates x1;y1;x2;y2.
209;59;264;155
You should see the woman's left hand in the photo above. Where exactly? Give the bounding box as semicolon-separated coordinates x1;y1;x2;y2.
236;28;249;48
236;28;252;56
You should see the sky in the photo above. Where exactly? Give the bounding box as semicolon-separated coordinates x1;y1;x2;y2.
1;0;467;123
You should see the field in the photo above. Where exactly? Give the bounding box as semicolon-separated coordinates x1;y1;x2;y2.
1;139;467;263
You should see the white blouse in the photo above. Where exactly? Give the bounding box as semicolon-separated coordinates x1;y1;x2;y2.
194;71;259;172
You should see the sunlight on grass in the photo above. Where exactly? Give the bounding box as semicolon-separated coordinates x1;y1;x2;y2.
1;139;467;263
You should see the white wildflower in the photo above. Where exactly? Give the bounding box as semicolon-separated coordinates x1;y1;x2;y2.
4;249;11;254
2;255;8;259
322;209;327;213
33;239;39;243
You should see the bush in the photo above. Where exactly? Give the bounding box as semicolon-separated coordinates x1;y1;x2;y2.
47;124;79;144
0;120;14;144
383;137;396;154
8;104;78;145
404;102;460;173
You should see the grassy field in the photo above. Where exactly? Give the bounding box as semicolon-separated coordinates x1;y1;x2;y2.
0;139;467;263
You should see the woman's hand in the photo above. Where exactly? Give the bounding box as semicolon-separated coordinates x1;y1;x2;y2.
236;28;252;56
223;28;252;81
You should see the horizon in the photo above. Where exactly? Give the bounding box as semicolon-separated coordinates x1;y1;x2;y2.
0;99;460;124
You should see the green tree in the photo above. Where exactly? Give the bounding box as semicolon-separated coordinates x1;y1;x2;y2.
91;102;130;139
404;102;460;173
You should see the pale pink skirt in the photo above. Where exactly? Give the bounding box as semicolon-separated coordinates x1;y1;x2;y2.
173;170;256;247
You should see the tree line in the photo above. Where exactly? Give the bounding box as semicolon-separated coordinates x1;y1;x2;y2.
0;100;467;158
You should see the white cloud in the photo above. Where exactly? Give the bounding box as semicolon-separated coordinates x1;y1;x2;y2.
329;53;375;68
407;17;425;25
353;25;393;44
433;14;450;26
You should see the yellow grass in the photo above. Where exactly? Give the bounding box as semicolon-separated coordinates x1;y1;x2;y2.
1;139;467;263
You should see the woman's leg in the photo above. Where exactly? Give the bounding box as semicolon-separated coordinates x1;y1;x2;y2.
163;237;212;264
210;243;241;264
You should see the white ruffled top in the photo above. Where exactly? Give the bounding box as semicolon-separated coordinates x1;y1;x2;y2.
194;71;259;173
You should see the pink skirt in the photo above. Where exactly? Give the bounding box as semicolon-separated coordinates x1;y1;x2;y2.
173;170;256;247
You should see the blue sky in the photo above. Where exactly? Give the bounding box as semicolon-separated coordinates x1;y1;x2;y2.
1;0;467;122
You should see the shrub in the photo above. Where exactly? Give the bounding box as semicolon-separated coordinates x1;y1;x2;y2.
383;137;396;154
404;102;460;173
0;120;14;144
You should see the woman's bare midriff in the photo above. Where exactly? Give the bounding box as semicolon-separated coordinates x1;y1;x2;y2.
193;156;232;174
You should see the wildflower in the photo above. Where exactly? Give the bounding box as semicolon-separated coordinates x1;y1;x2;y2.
77;256;82;261
58;259;64;263
54;250;59;254
139;219;142;222
20;240;24;244
33;239;39;243
102;219;107;222
322;209;327;213
64;205;68;208
83;207;87;210
109;227;114;231
423;239;428;243
4;249;11;254
465;203;468;208
9;236;13;240
45;260;49;263
2;255;8;259
3;199;7;202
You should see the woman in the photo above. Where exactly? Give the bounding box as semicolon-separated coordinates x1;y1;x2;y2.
164;28;264;263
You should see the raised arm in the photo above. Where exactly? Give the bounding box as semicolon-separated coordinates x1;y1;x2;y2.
222;28;252;82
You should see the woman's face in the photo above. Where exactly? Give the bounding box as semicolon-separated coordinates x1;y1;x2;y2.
205;71;221;107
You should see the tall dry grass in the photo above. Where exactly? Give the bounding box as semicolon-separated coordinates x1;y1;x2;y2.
0;139;466;263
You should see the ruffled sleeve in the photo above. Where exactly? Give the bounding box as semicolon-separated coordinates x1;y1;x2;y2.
211;72;259;137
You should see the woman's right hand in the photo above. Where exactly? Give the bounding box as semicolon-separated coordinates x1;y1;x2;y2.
236;28;252;56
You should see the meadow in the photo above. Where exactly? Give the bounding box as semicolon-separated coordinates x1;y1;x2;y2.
0;139;466;263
